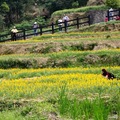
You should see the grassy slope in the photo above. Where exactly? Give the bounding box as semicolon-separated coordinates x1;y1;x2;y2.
0;26;120;68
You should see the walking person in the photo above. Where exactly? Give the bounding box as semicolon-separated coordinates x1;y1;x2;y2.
62;14;70;26
58;18;63;31
11;26;18;41
33;22;38;36
62;14;70;32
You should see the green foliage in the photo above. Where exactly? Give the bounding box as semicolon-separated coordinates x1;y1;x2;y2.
0;101;54;120
105;0;120;8
0;59;36;69
21;106;32;116
39;0;88;13
0;2;9;30
0;2;10;13
0;15;4;29
34;16;46;25
15;21;32;30
72;1;79;8
58;86;114;119
52;5;107;17
58;85;69;115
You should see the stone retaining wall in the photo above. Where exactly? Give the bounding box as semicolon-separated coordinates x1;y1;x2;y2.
87;10;107;24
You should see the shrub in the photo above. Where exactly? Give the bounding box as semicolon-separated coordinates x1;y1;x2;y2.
105;0;120;8
72;1;79;8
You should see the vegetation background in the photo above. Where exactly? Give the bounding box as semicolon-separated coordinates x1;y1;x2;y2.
0;0;119;32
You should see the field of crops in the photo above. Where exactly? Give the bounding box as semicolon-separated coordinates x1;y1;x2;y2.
0;66;120;99
0;30;120;120
0;67;120;119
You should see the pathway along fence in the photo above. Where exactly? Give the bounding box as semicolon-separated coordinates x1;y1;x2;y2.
0;15;90;42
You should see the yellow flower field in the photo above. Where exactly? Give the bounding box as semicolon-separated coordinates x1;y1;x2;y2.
0;67;119;100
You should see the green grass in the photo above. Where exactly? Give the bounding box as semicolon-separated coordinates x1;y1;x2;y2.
0;49;120;68
58;85;119;120
52;5;107;17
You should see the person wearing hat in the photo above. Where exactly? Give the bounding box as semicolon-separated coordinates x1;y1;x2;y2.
33;22;38;36
11;26;18;41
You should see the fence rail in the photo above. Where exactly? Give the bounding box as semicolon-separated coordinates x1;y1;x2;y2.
0;15;90;42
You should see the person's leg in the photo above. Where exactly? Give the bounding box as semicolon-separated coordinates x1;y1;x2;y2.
60;25;62;31
59;25;61;31
34;29;36;35
11;33;14;41
15;33;16;41
13;33;16;41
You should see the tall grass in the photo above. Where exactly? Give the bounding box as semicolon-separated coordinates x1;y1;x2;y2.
58;85;118;120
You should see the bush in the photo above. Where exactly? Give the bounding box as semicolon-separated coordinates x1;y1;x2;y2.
15;21;31;30
105;0;120;8
72;1;79;8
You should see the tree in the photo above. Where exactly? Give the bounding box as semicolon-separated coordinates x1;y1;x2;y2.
0;15;4;30
72;1;79;8
38;0;88;14
0;2;9;13
0;2;9;30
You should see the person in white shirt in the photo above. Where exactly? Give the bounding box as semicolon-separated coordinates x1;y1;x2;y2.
58;18;63;31
11;26;18;41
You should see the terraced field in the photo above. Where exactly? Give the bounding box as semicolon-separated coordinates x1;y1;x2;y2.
0;29;120;120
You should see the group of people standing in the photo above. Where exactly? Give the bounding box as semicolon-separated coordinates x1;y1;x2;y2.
11;14;70;41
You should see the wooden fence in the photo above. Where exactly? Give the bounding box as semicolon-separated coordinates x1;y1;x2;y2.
0;15;90;42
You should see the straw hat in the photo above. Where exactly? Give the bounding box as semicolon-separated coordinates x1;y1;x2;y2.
34;22;37;24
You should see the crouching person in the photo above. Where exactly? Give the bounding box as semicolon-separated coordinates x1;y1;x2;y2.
102;69;115;80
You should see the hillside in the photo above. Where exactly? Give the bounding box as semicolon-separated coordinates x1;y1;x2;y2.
0;21;120;68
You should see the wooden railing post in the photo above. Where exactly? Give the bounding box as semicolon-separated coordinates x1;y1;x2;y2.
76;17;79;29
88;15;91;26
64;20;67;33
52;22;54;34
23;29;26;40
39;25;42;35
